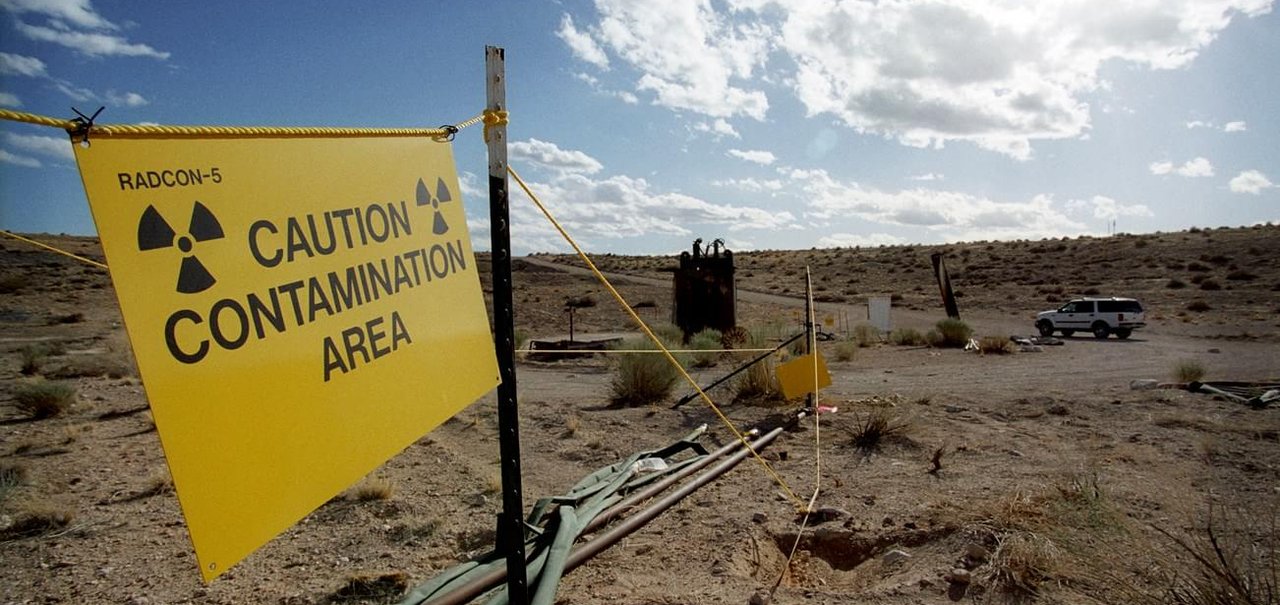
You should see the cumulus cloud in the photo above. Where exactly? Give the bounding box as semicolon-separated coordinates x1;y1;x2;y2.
693;118;740;138
1066;195;1154;220
910;172;944;181
0;148;41;167
496;171;795;253
1229;170;1274;194
712;177;783;192
787;167;1086;241
1185;120;1213;129
106;90;148;107
1223;121;1247;132
4;132;74;160
5;0;169;60
1150;157;1214;177
727;148;776;165
557;0;770;120
509;139;604;175
557;14;610;69
561;0;1272;159
817;233;905;248
0;92;20;107
0;52;47;77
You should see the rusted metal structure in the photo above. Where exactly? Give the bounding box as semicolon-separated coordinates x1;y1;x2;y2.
672;238;736;338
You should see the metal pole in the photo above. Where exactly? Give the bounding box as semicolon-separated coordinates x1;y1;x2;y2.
804;267;815;409
485;45;529;605
670;331;804;409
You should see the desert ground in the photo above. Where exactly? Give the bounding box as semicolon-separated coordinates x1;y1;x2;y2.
2;224;1278;605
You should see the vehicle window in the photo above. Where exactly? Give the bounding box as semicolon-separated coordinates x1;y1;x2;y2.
1075;301;1094;313
1099;300;1143;313
1099;301;1117;313
1122;301;1143;313
1059;302;1077;313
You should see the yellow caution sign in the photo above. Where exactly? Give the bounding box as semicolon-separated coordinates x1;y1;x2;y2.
775;352;832;400
73;136;498;582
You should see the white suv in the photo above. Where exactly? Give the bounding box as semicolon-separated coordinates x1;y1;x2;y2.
1035;297;1145;339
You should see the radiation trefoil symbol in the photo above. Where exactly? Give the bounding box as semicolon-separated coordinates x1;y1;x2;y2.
137;202;225;294
416;177;453;235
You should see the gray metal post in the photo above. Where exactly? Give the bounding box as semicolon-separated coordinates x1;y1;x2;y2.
485;45;529;605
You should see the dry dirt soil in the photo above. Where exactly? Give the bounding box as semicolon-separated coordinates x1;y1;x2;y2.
2;225;1278;605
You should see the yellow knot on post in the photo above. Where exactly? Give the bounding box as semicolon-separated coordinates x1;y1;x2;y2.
482;109;509;143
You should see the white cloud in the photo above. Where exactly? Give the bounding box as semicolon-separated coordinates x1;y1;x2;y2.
1185;120;1214;129
559;1;771;120
909;172;944;181
565;0;1271;159
4;132;74;160
727;148;776;165
0;0;119;30
787;167;1086;241
1229;170;1274;194
0;149;42;167
817;233;905;248
509;138;604;175
712;177;783;192
14;21;169;59
1066;195;1153;220
1150;157;1215;177
1223;121;1247;132
500;171;795;253
0;52;47;77
693;118;740;139
557;14;610;69
106;90;148;107
0;92;20;107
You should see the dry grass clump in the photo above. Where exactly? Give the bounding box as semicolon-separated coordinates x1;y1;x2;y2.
331;571;409;603
734;330;780;403
889;327;927;346
1;462;28;504
844;406;913;452
1174;359;1208;382
833;340;857;361
1148;504;1278;605
610;337;680;407
18;343;65;376
351;476;396;502
1;504;76;540
851;323;880;347
688;328;722;368
13;380;76;419
1188;300;1213;312
934;318;973;348
977;336;1015;355
0;274;27;294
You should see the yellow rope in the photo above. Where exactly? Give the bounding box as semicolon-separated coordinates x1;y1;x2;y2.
774;267;825;589
519;348;775;355
0;230;108;269
482;109;509;142
0;108;485;140
508;165;805;510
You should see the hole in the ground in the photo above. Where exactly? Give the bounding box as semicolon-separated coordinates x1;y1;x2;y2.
770;524;956;571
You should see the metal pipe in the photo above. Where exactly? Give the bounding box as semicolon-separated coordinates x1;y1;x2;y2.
671;331;804;409
421;423;789;605
581;428;759;534
562;424;787;570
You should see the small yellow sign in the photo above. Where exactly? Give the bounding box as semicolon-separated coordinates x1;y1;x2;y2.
776;352;832;400
73;135;498;582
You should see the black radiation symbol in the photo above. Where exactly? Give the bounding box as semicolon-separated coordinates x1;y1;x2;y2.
416;177;453;235
137;201;225;294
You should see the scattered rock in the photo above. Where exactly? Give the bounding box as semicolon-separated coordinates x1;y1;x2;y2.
1130;379;1159;390
1047;404;1069;416
944;405;966;413
752;512;768;524
805;506;849;524
882;549;911;565
1208;348;1221;354
964;543;991;562
946;568;972;584
748;590;771;605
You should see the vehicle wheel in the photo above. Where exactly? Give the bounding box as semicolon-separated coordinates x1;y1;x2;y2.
1061;330;1076;337
1115;329;1132;339
1092;322;1110;339
1037;321;1053;337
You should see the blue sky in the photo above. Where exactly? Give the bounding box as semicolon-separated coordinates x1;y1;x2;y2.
1;0;1276;255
